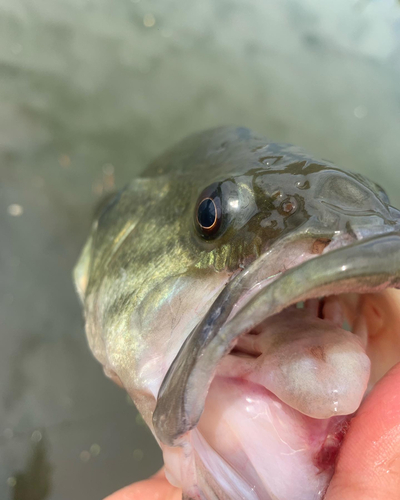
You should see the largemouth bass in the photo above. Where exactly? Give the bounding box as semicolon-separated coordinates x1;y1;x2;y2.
74;126;400;500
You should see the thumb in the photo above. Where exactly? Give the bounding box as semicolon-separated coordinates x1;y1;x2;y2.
325;362;400;500
104;468;182;500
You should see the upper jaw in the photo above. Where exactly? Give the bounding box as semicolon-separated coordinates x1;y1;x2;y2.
153;230;400;447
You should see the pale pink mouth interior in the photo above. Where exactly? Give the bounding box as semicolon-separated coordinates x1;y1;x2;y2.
192;292;400;500
198;377;349;500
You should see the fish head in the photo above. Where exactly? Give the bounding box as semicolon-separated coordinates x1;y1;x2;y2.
74;127;400;500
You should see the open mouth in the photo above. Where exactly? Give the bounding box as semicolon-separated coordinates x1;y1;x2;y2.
196;291;400;499
154;233;400;499
222;295;370;420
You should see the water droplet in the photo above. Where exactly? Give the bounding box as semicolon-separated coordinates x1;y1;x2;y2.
7;477;16;487
31;430;42;443
272;190;283;200
259;156;274;166
7;204;23;216
296;180;310;190
143;13;155;27
90;444;101;456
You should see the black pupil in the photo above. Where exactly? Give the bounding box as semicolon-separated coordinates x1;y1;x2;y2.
198;199;216;228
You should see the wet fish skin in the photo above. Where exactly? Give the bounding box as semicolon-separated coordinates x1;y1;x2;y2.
74;126;400;499
77;125;396;296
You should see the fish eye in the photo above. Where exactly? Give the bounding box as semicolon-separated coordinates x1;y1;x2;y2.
198;198;217;228
195;192;222;239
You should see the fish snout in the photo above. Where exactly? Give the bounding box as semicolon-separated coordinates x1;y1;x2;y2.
304;170;399;243
304;199;400;251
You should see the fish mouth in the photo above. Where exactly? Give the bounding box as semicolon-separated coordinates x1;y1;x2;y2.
153;232;400;498
194;295;373;499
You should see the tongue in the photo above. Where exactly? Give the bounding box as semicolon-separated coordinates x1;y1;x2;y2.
217;306;371;419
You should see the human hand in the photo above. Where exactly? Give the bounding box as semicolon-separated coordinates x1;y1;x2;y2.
106;362;400;500
105;468;181;500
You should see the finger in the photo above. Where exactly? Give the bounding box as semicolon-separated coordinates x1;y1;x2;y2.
104;468;182;500
325;362;400;500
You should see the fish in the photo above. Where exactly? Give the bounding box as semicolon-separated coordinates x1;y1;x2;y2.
73;126;400;500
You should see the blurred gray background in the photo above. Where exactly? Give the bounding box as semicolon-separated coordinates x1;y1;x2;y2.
1;0;400;499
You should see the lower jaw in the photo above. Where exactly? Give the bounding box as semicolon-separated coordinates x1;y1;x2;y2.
195;376;353;500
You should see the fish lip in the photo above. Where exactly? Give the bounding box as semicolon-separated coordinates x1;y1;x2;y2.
153;231;400;447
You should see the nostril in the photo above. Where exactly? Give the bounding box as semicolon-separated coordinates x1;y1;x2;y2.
279;196;298;216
